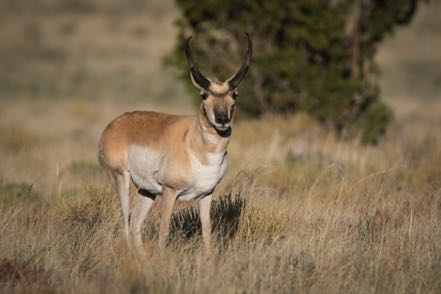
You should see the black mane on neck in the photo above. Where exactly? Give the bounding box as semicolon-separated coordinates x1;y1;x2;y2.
215;127;232;138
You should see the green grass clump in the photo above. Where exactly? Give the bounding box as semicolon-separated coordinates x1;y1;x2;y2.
67;161;103;177
236;200;290;244
0;182;43;205
56;187;118;233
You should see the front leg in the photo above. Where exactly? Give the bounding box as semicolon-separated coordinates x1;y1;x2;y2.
199;194;212;250
158;186;178;248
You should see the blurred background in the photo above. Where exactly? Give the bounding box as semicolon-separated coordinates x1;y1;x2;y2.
0;0;188;106
0;1;439;103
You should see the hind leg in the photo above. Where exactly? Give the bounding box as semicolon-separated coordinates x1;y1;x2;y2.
130;189;157;248
106;169;131;242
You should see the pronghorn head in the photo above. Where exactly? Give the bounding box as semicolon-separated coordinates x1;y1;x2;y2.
184;33;252;131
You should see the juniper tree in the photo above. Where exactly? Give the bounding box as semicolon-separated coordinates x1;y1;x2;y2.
167;0;422;143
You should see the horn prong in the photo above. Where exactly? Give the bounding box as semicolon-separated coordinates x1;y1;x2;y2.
227;32;253;89
184;36;211;90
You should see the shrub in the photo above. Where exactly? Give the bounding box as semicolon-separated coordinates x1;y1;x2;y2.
56;187;118;233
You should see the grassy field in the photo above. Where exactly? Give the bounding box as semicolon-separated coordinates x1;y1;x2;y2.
1;98;441;293
1;1;441;293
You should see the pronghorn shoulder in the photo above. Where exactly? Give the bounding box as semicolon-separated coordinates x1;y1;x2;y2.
112;111;181;126
105;111;193;138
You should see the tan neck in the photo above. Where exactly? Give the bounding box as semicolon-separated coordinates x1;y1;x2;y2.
188;105;230;156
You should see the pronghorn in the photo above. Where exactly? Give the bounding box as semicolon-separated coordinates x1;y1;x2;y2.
97;33;252;249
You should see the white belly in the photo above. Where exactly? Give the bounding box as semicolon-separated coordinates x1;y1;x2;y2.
126;145;228;200
127;145;162;194
177;151;228;201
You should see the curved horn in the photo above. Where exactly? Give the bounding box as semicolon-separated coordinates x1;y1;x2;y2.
184;36;211;90
227;32;253;89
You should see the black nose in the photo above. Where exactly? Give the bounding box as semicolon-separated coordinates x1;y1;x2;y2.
215;114;229;124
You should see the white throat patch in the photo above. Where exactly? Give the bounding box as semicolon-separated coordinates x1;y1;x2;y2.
178;150;228;201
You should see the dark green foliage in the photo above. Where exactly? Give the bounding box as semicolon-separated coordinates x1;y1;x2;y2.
357;99;394;144
167;0;422;143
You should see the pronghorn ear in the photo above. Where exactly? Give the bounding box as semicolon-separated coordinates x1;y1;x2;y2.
232;90;238;99
199;90;208;100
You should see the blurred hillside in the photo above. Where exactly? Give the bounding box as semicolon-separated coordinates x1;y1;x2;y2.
0;0;439;108
377;1;441;101
0;0;191;108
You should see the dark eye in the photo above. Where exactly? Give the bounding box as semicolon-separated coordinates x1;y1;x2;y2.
200;92;208;99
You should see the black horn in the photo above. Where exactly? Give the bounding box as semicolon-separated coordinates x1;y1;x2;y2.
227;32;253;89
184;36;211;90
